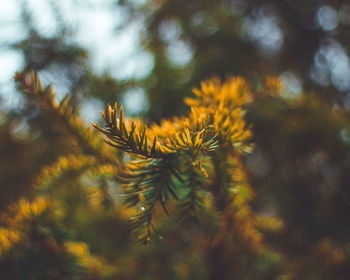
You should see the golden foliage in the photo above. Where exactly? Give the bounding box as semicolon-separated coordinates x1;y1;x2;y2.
65;241;117;277
0;198;48;255
94;76;258;243
14;71;280;245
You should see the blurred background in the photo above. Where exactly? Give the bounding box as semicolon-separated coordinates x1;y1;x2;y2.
1;0;350;279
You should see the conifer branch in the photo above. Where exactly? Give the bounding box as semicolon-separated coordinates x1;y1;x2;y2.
91;76;257;243
186;77;253;153
34;154;116;196
93;103;174;158
177;155;212;223
14;71;122;213
15;72;261;244
15;70;118;166
122;157;179;243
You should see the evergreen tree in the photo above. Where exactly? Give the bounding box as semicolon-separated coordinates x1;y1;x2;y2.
1;1;350;279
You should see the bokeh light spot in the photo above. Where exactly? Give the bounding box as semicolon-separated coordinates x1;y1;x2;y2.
122;87;149;115
317;6;338;32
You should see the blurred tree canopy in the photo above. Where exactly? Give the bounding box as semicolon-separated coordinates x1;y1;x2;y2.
1;0;350;279
118;0;350;119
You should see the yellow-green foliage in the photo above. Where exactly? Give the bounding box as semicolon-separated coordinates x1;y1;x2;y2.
14;71;272;246
92;75;260;244
11;70;350;280
0;198;47;255
0;197;118;279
